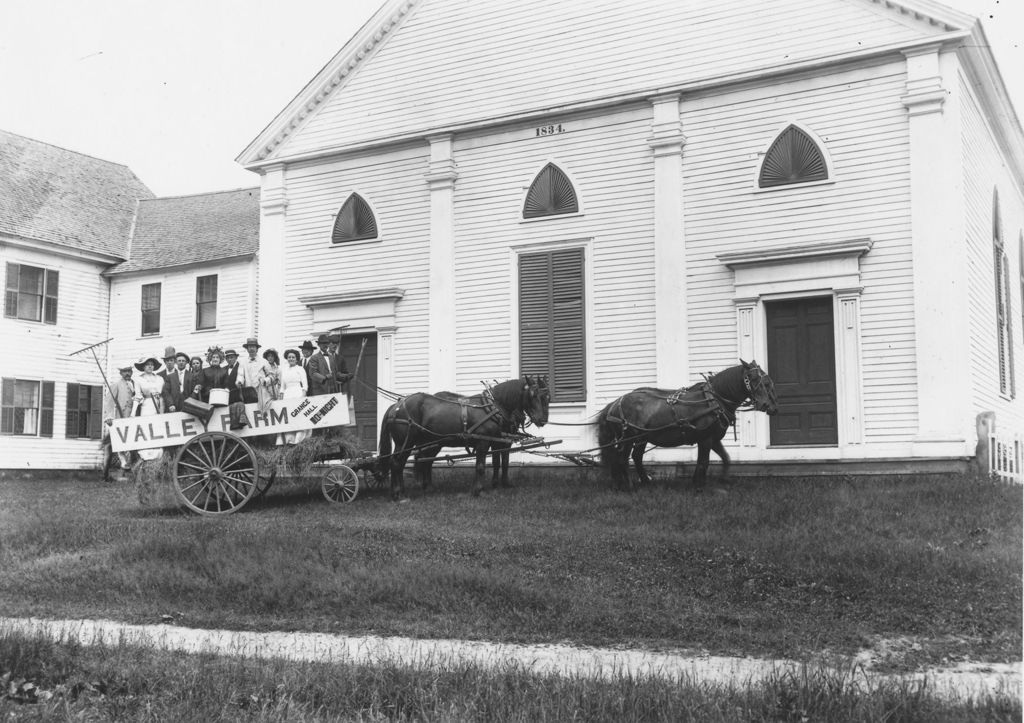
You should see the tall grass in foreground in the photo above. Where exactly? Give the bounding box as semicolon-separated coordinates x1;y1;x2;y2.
0;472;1020;665
0;630;1018;722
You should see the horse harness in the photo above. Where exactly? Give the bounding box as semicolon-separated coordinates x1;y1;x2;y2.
606;382;732;442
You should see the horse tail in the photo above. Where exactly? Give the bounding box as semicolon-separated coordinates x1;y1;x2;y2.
378;403;395;460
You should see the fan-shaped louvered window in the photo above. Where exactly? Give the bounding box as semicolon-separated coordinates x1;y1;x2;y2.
332;193;378;243
758;125;829;188
523;163;579;219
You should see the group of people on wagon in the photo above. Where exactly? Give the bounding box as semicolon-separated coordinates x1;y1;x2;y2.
107;332;354;421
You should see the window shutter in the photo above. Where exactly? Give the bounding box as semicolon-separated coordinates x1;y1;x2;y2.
1;378;13;434
89;385;103;439
759;125;828;188
4;264;17;318
40;381;54;437
1004;253;1015;398
523;164;579;218
44;269;58;324
518;248;586;402
66;382;80;438
332;193;378;243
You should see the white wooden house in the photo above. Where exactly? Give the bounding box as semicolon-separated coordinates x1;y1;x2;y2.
0;129;153;470
105;188;260;376
238;0;1023;471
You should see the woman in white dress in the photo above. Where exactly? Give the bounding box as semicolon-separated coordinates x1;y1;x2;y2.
278;348;309;445
256;348;281;414
131;356;165;461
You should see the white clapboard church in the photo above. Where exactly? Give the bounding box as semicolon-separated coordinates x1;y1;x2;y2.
238;0;1024;471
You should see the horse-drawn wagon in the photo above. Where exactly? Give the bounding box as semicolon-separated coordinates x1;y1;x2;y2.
110;392;363;515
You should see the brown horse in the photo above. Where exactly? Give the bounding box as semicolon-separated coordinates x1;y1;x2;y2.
597;361;777;490
378;376;550;499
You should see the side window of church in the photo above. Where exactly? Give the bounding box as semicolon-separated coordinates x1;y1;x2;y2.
519;248;586;402
1;378;54;436
65;383;103;439
4;262;58;324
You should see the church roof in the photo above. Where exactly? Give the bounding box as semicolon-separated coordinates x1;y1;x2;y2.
105;187;260;275
0;128;153;258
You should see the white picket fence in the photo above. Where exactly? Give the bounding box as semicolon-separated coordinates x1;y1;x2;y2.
989;432;1024;483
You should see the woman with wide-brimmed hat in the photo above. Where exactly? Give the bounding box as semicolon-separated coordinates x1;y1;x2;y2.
131;356;164;417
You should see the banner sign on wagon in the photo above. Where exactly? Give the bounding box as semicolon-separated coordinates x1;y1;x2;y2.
109;393;350;453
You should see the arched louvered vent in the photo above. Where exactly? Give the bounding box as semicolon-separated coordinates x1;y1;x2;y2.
332;193;378;243
523;163;579;218
758;125;829;188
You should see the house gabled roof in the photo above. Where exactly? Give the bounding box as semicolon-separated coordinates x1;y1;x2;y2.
0;128;154;259
104;187;260;276
238;0;1002;168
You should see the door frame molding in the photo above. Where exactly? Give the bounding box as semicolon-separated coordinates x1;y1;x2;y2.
718;239;870;455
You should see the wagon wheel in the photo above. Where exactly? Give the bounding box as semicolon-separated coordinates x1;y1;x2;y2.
322;465;359;504
173;432;259;515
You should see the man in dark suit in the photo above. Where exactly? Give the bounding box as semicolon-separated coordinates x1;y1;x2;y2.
307;334;336;396
328;332;353;392
161;352;192;412
224;349;242;403
159;345;177;379
299;340;315;391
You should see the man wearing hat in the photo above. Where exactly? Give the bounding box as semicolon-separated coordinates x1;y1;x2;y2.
159;346;177;379
307;334;336;396
328;332;354;394
223;348;243;404
299;340;315;392
106;364;135;420
236;337;264;405
161;352;192;413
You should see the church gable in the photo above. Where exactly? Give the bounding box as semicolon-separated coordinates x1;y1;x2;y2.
244;0;967;165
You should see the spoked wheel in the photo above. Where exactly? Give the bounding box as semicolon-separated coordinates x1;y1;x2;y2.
322;465;359;504
173;432;259;515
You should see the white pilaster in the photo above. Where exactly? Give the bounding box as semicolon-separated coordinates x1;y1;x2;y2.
377;324;396;428
258;164;288;346
425;135;458;392
648;94;688;386
835;290;864;445
902;46;971;454
735;300;759;447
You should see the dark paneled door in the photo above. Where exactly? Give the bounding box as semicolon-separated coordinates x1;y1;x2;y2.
765;297;838;446
340;334;378;452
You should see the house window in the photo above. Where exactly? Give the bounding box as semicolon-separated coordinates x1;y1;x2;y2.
519;247;586;402
1;378;54;436
65;383;103;439
141;282;161;336
196;275;218;330
332;193;378;243
993;190;1014;397
523;163;579;218
758;125;829;188
4;263;58;324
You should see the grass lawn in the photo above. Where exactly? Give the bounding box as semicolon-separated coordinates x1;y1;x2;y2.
0;467;1019;670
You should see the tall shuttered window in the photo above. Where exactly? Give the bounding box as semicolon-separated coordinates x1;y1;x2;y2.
196;274;218;330
523;163;579;219
519;248;586;402
4;263;58;324
141;282;161;336
993;189;1014;397
65;383;103;439
758;125;828;188
332;193;378;243
1;378;54;436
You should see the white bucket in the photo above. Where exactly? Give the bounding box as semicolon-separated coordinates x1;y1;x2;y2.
209;388;231;407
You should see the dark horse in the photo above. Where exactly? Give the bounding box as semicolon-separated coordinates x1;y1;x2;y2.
378;376;550;499
597;360;777;490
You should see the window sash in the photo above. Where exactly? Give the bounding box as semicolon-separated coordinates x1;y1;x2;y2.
4;264;58;323
196;275;217;330
66;383;103;439
1;378;53;436
141;283;161;336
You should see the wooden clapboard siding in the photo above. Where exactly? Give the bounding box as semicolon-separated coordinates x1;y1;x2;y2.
451;105;655;399
108;258;256;374
681;60;917;442
282;145;431;393
0;245;111;469
276;0;936;159
961;71;1024;433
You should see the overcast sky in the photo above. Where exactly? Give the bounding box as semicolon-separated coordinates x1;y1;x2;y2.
0;0;1020;197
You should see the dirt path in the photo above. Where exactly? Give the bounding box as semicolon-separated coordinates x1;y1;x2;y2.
1;617;1019;701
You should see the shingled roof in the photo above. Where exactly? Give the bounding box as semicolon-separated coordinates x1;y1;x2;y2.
0;128;154;258
105;187;260;275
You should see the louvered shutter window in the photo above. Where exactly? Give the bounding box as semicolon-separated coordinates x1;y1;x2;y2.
40;381;54;437
66;382;80;438
519;248;586;402
332;193;378;243
758;125;828;188
523;164;579;218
